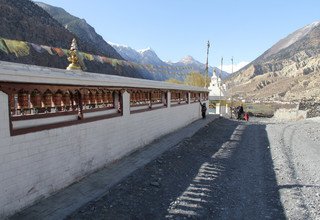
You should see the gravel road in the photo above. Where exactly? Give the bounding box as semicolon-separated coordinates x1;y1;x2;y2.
266;117;320;219
68;117;320;220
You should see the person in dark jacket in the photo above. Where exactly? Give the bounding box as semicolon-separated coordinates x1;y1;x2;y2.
199;101;207;119
237;105;244;119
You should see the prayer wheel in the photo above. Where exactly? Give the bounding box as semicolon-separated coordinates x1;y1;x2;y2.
62;92;71;107
30;92;42;108
82;93;90;105
18;91;29;109
53;93;62;107
43;91;53;107
89;92;96;105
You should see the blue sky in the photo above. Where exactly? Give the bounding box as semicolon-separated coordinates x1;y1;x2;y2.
36;0;320;71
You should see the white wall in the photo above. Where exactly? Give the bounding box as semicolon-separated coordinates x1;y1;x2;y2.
0;90;207;217
0;61;209;217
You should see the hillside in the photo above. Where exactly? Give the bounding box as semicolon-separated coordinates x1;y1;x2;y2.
35;2;123;59
0;0;144;79
226;21;320;102
0;0;73;49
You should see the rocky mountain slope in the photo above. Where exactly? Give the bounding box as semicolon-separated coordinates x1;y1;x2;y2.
0;0;143;78
35;2;122;60
0;0;73;49
226;21;320;102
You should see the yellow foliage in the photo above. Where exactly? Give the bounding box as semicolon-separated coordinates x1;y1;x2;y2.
185;72;210;87
166;78;184;84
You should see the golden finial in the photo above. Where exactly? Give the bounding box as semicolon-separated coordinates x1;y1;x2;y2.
66;38;82;71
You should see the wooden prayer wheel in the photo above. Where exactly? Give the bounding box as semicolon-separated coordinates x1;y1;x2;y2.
18;91;29;109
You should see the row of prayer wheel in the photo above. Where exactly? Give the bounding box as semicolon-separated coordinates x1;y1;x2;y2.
171;92;188;101
131;91;163;103
191;92;200;100
131;92;151;102
10;90;114;110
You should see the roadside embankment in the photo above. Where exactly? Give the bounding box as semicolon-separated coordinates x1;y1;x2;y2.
273;108;307;121
273;99;320;121
298;99;320;118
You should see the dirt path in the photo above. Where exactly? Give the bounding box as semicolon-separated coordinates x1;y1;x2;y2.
68;117;320;219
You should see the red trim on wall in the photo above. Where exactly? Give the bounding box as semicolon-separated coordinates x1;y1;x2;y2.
11;112;121;136
11;110;78;121
130;105;166;114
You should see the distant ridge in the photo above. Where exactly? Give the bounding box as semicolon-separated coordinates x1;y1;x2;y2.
225;21;320;102
110;43;230;81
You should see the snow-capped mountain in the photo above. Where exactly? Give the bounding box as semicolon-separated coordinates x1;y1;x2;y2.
111;44;230;81
108;43;141;63
138;48;167;66
175;55;204;68
110;43;167;66
173;55;230;79
109;43;172;80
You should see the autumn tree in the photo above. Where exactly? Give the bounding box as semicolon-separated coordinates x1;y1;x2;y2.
165;78;184;84
184;72;210;87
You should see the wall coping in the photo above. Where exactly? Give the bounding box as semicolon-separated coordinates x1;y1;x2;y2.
0;61;208;92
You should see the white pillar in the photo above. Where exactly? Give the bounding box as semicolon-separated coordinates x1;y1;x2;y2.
188;92;191;104
167;91;171;108
205;100;209;115
121;90;130;116
162;92;167;106
114;92;119;111
0;91;10;138
216;102;220;115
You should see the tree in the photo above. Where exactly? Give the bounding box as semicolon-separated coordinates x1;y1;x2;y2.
184;72;210;87
166;78;184;84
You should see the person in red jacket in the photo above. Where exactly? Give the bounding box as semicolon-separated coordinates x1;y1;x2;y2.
244;112;249;121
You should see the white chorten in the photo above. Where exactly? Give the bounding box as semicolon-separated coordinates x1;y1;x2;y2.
208;72;226;100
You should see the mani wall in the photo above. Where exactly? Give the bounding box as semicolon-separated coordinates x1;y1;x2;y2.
0;61;209;217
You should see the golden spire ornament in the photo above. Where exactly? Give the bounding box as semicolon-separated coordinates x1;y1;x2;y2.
66;38;82;71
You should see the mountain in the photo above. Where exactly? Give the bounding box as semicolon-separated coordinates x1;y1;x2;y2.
35;2;122;59
226;21;320;102
174;55;230;79
0;0;73;49
109;44;142;63
256;21;320;63
139;48;168;66
110;44;167;66
110;44;171;80
174;55;204;69
111;44;230;81
0;0;144;78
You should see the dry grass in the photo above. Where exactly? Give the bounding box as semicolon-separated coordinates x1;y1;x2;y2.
243;102;297;117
